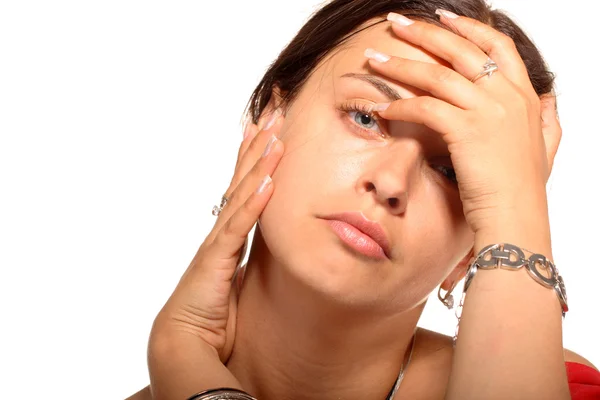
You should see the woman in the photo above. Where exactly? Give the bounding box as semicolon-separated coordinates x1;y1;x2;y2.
130;0;599;398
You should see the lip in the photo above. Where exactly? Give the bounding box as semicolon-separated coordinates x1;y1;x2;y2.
322;212;391;260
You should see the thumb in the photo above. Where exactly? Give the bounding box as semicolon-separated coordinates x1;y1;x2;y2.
540;94;562;177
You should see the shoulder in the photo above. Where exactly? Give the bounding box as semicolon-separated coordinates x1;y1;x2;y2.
414;327;454;358
411;328;455;375
564;349;599;371
125;386;152;400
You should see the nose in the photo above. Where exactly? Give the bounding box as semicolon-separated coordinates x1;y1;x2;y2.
362;174;408;215
359;147;418;215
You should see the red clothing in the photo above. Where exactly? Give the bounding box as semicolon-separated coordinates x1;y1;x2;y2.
567;362;600;399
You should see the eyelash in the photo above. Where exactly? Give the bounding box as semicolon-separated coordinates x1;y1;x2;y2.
432;164;458;185
338;100;458;185
338;101;386;138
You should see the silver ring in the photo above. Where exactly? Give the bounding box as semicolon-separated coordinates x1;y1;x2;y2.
471;58;499;83
211;194;228;216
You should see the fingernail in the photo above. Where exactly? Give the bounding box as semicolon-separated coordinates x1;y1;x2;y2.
387;12;414;26
372;103;390;112
364;48;391;63
435;9;459;19
542;100;558;124
262;109;281;131
261;135;277;158
256;174;272;194
242;115;253;140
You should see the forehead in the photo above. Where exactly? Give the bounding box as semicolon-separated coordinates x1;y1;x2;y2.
322;19;447;97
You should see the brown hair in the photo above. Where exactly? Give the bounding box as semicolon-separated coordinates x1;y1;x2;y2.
246;0;554;122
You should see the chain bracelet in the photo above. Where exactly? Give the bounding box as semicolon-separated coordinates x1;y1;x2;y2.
187;388;257;400
452;243;568;347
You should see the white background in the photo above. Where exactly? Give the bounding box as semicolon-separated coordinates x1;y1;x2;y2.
0;1;598;399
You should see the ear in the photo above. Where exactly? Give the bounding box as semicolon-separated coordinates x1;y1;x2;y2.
440;246;474;291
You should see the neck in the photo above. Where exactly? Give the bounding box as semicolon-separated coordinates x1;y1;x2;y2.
226;231;424;400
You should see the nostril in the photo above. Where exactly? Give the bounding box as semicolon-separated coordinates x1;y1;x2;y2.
366;182;376;192
388;198;399;208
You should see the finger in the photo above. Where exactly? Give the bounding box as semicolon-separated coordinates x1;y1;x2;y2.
226;115;283;204
435;9;534;93
540;95;561;175
374;96;467;145
365;49;486;110
236;109;281;166
210;173;274;262
221;278;240;362
234;261;248;293
231;110;283;194
387;13;507;87
236;122;259;166
210;134;284;241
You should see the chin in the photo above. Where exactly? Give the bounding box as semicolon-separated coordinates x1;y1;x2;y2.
277;240;390;307
258;208;393;306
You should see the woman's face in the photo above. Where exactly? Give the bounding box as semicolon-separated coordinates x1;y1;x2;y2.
258;20;474;312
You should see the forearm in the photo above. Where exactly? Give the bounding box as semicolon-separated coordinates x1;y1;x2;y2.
446;203;570;399
148;332;243;400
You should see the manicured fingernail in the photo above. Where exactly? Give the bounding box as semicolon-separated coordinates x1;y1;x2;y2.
364;48;391;63
242;115;253;140
387;12;414;26
256;174;272;194
542;97;558;124
262;109;281;131
372;103;390;112
261;135;277;158
435;9;459;19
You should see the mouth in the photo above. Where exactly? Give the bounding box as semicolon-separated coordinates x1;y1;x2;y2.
321;212;391;260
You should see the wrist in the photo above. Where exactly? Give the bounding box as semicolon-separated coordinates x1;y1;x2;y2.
474;210;552;261
473;186;551;241
150;328;219;360
148;329;243;400
474;233;552;264
465;239;567;317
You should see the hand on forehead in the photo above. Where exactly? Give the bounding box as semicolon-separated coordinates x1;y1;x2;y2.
330;20;449;99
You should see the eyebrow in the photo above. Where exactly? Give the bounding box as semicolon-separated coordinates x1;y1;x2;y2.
341;73;402;101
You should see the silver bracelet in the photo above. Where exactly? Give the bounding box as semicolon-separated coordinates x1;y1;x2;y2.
187;388;257;400
453;243;569;346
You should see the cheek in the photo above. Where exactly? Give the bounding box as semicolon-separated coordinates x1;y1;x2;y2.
273;116;364;196
257;122;363;260
387;190;471;299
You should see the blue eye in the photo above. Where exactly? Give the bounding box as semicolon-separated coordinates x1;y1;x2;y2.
349;111;383;135
352;111;376;128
